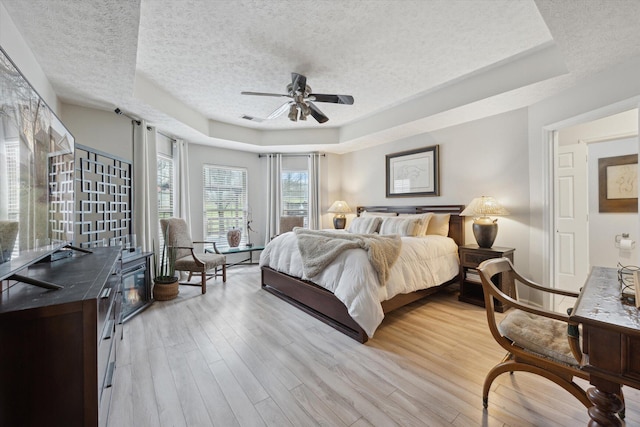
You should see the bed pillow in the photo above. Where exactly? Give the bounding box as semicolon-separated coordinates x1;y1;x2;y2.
397;213;434;236
426;213;450;236
378;217;420;236
360;211;398;218
347;216;382;234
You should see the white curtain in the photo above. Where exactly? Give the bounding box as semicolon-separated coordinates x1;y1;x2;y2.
265;153;282;243
308;152;322;230
133;121;158;252
174;139;192;235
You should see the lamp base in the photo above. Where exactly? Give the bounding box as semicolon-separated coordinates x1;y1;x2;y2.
473;222;498;248
333;216;346;229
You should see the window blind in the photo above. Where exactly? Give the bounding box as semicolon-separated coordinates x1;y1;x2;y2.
203;165;248;246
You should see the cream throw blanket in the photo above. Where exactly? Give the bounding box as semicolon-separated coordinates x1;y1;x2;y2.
294;229;402;286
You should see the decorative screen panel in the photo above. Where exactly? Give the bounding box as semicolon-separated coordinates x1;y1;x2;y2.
75;144;132;248
49;152;75;243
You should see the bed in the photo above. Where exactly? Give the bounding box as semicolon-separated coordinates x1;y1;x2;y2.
259;205;465;343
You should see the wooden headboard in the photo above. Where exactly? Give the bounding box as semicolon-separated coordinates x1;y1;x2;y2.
356;205;465;246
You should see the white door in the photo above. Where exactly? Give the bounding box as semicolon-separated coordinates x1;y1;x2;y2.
554;139;589;312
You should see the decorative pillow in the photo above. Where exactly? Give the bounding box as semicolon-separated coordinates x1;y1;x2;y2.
378;217;420;236
347;216;382;234
360;211;398;218
426;213;450;236
397;213;434;236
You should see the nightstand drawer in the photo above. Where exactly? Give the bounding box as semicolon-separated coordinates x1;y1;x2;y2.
460;251;496;267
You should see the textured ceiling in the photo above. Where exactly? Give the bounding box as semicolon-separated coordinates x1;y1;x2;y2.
2;0;640;153
135;0;549;129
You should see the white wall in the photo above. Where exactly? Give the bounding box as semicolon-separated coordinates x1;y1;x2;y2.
61;103;133;161
528;55;640;286
588;138;638;268
342;108;530;271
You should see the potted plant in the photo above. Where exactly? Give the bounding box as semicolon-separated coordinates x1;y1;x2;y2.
152;225;179;301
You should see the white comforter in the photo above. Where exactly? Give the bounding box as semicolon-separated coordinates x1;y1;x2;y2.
259;231;459;338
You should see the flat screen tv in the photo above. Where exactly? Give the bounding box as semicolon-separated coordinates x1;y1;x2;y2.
0;46;75;282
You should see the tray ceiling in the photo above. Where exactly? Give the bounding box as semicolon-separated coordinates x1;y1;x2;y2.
2;0;640;153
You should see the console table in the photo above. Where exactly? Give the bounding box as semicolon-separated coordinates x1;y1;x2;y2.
206;243;265;267
570;266;640;426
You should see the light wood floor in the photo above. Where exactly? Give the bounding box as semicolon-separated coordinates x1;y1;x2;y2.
108;265;640;427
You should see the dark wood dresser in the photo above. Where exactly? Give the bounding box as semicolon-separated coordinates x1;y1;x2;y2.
0;247;122;427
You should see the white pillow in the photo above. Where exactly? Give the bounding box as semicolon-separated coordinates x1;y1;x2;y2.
397;212;434;236
426;213;450;236
379;217;420;236
360;210;398;218
347;216;382;234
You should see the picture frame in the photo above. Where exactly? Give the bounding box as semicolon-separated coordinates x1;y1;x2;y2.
598;154;638;213
386;145;439;197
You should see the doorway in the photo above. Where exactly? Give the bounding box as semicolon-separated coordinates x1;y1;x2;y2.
552;109;639;311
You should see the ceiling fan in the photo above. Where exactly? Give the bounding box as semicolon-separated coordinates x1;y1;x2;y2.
241;72;354;124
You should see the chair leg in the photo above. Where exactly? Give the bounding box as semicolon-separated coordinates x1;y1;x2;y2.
483;359;591;409
222;264;226;282
201;269;206;294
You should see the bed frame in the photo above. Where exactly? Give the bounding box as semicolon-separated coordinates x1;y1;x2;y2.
261;205;465;343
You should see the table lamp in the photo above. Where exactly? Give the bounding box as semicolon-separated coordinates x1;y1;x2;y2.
328;200;351;229
460;196;510;248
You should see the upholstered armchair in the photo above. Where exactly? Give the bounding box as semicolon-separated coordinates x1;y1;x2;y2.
160;218;226;294
279;216;304;234
476;257;597;411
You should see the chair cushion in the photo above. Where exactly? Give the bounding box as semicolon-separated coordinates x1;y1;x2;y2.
175;253;226;271
498;309;578;366
160;218;194;260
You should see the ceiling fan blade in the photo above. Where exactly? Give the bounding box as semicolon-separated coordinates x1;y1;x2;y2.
241;91;290;98
241;101;292;123
307;101;329;124
291;72;307;94
309;94;354;105
266;102;294;120
240;115;264;122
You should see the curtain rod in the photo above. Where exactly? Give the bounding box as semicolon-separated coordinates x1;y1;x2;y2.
114;108;141;125
258;153;326;158
156;129;176;142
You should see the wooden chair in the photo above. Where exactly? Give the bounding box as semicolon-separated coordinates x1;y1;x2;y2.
160;218;226;294
476;257;595;411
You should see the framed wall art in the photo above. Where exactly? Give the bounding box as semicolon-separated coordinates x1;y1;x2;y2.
598;154;638;213
386;145;439;197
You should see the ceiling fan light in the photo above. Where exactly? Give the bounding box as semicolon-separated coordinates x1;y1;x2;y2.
288;104;298;122
300;103;310;120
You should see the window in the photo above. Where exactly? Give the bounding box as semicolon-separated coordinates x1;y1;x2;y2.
157;153;174;246
203;165;248;246
281;155;309;227
5;141;19;222
281;170;308;223
4;141;19;258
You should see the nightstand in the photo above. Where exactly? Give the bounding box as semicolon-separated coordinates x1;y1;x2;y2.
458;244;515;312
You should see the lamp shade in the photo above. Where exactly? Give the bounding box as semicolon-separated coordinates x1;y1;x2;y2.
460;196;510;217
460;196;509;248
328;200;352;214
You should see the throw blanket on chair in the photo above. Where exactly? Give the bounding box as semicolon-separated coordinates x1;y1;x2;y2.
294;228;402;286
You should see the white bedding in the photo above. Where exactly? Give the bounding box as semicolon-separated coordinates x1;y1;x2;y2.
259;231;459;338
